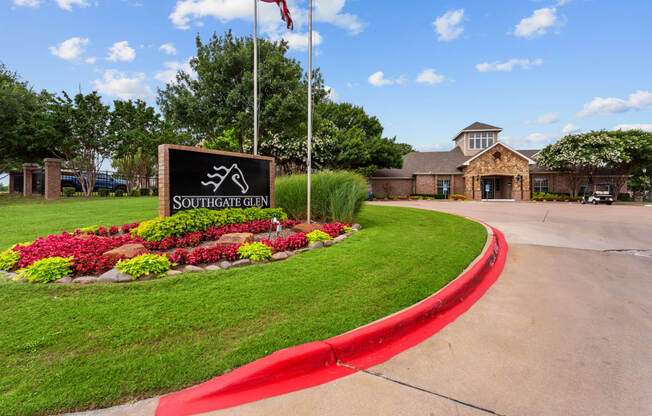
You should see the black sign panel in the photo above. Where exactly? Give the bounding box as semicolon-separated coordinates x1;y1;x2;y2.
168;148;271;215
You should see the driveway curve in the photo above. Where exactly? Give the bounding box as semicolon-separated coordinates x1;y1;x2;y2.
64;202;652;416
210;201;652;416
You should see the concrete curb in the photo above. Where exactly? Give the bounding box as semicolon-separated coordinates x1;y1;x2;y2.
156;223;508;416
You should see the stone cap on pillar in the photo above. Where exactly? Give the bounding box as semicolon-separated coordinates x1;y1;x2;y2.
22;163;40;169
43;158;63;164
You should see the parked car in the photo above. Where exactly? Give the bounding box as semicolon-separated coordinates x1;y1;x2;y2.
61;171;127;193
580;184;614;205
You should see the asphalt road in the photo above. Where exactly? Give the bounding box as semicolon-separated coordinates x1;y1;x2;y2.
65;201;652;416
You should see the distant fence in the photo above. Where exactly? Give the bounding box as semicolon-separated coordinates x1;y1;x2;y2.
59;170;158;197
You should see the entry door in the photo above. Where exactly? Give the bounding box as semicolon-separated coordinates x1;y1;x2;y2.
482;178;495;199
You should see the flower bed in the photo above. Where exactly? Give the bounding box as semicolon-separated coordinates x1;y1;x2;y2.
0;207;358;284
531;192;581;202
374;194;467;201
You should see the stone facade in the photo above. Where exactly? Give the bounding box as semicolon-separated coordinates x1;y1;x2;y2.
462;144;531;200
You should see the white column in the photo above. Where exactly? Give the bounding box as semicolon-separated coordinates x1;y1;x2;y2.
306;0;313;223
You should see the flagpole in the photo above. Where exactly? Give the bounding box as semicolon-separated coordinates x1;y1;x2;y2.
253;0;258;155
306;0;312;224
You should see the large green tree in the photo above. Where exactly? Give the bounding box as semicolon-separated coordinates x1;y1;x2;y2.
48;91;112;196
157;30;324;153
537;132;628;196
0;62;53;172
606;129;652;198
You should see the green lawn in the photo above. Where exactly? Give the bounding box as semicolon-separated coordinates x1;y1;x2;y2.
0;198;486;416
0;196;158;249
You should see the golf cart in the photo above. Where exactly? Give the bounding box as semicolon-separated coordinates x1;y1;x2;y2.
580;183;614;205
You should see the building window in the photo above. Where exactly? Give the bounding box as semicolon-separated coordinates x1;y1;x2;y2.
437;179;450;195
468;132;494;149
534;177;549;193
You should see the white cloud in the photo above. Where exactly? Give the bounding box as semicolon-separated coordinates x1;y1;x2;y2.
55;0;89;11
159;43;177;55
415;69;445;85
280;30;322;51
526;112;559;125
107;41;136;62
614;124;652;132
514;7;562;38
314;0;364;34
368;71;404;87
324;85;338;102
577;90;652;118
48;37;89;60
169;0;363;35
525;132;558;143
91;69;153;100
13;0;41;7
433;9;465;41
476;58;543;72
154;59;195;84
85;56;96;64
562;123;580;134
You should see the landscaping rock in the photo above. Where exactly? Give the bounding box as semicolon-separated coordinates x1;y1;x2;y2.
251;260;270;265
324;240;333;247
217;233;254;245
295;248;310;254
205;265;221;271
352;223;362;230
285;251;295;257
98;268;132;283
183;265;203;272
231;259;252;268
334;235;346;243
52;276;73;284
219;261;232;270
73;276;99;284
309;241;324;249
272;252;289;261
14;277;27;283
102;243;148;260
166;270;182;276
291;223;321;234
139;273;155;281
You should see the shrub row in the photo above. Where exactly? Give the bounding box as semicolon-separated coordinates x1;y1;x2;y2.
61;188;157;198
132;207;288;242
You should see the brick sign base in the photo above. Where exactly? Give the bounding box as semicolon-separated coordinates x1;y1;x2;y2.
158;144;275;217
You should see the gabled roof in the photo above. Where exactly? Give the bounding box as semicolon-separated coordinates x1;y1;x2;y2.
451;121;503;141
459;142;536;167
373;147;469;177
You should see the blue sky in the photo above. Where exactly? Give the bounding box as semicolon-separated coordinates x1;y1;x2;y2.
2;0;652;152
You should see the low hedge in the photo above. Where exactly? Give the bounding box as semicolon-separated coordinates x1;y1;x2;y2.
129;190;140;197
62;187;75;197
115;189;124;197
132;207;288;242
139;188;150;196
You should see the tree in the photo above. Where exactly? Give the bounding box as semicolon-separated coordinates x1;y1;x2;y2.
158;30;324;153
606;129;652;198
108;99;187;190
48;91;112;196
0;62;53;171
537;132;627;196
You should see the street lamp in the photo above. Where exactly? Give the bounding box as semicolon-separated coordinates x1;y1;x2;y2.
643;168;648;202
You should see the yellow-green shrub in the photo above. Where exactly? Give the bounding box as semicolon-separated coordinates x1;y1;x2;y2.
0;247;21;271
237;242;272;262
116;254;174;280
306;230;333;244
15;256;73;283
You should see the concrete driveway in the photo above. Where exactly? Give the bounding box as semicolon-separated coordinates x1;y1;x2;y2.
66;201;652;416
209;201;652;416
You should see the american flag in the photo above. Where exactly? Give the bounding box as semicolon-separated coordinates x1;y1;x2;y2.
261;0;293;30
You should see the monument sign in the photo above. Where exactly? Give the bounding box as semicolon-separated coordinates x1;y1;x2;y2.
158;144;275;217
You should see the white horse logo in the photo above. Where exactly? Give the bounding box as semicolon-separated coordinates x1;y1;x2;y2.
201;164;249;194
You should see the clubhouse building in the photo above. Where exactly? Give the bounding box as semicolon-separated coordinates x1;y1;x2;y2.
370;122;626;201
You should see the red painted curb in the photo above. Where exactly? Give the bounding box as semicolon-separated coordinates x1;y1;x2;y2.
156;225;507;416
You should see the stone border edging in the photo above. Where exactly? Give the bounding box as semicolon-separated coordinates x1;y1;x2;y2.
156;221;508;416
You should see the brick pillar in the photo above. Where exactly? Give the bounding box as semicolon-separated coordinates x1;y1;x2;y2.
22;163;39;197
9;172;15;194
44;158;63;199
